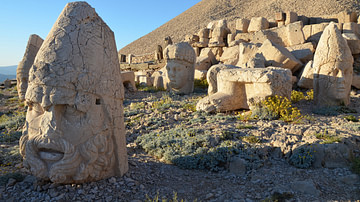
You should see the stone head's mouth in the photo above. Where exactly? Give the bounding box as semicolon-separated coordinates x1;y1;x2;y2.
38;148;64;161
37;143;64;161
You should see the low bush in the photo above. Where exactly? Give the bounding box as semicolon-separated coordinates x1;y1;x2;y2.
288;145;315;168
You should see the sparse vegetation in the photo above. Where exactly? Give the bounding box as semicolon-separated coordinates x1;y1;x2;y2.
344;115;359;122
145;192;191;202
314;130;342;144
289;144;315;168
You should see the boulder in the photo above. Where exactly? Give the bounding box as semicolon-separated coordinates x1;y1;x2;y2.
248;17;269;33
286;42;315;64
236;42;265;68
220;46;239;65
236;18;250;33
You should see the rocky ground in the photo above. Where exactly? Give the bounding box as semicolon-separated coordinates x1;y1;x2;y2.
0;85;360;201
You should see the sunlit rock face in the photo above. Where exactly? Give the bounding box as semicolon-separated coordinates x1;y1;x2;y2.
163;42;196;94
313;22;353;106
19;2;128;184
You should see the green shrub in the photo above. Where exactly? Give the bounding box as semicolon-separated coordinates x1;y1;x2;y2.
314;130;342;144
344;115;359;122
194;79;208;89
135;127;243;171
0;111;26;143
289;145;315;168
242;135;261;144
151;94;173;111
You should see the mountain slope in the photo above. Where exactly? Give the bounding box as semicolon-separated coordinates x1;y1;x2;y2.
119;0;360;55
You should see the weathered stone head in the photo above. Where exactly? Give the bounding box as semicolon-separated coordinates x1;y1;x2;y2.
313;22;353;106
16;34;43;101
19;2;128;184
209;19;230;47
164;42;196;94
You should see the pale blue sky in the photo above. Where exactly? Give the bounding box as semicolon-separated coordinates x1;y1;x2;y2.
0;0;201;66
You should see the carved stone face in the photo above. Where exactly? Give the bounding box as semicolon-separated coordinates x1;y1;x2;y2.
16;75;28;101
317;61;353;103
20;85;116;183
166;60;190;90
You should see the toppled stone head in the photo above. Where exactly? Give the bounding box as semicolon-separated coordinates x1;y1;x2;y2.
19;2;128;184
16;34;43;101
164;42;196;94
313;22;353;106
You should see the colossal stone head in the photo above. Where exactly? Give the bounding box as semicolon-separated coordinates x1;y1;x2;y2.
16;34;43;101
19;2;128;183
313;22;354;106
164;42;196;94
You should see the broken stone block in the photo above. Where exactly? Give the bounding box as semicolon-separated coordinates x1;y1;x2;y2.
352;74;360;89
193;28;210;48
285;11;298;25
303;23;330;44
286;42;315;64
16;34;43;101
209;20;231;47
259;39;303;72
121;71;137;92
195;56;212;71
252;21;304;47
199;48;217;65
275;12;286;21
298;60;314;89
236;42;264;68
185;34;199;45
342;33;360;54
210;47;224;61
195;69;207;80
234;32;252;42
248;17;269;33
342;22;358;35
196;67;292;112
220;46;239;65
206;64;237;96
236;18;250;33
313;22;354;106
337;11;357;24
20;2;128;184
134;71;149;84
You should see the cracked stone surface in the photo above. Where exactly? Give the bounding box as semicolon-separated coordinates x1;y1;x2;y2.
19;2;128;184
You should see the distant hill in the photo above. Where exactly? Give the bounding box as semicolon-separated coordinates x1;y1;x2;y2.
119;0;360;55
0;65;17;76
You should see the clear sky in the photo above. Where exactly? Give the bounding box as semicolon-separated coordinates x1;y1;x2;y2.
0;0;201;66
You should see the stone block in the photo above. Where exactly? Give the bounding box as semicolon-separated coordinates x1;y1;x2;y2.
196;67;292;112
195;69;207;80
342;33;360;54
275;12;286;21
337;11;357;23
285;11;298;25
236;42;263;68
286;42;315;64
352;74;360;89
342;22;358;35
234;32;252;42
195;56;212;71
236;18;250;33
199;48;217;65
248;17;269;33
297;60;314;89
286;21;305;46
259;39;303;72
220;46;239;65
121;71;137;92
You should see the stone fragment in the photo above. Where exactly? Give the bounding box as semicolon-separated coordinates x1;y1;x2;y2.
236;18;250;33
298;61;314;89
185;34;199;45
259;39;303;72
206;64;237;96
209;20;231;47
290;180;320;196
285;11;298;25
154;45;163;61
127;54;133;64
313;22;354;106
286;42;315;64
19;2;128;184
352;74;360;89
199;48;217;65
16;34;43;101
163;42;196;94
195;56;212;71
234;32;252;42
342;33;360;54
197;67;292;112
252;21;305;47
121;71;137;92
303;23;330;44
236;42;265;68
193;28;210;48
164;36;173;46
248;17;269;33
275;12;286;21
139;75;153;87
337;11;357;23
342;22;358;35
220;46;239;65
194;69;207;80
